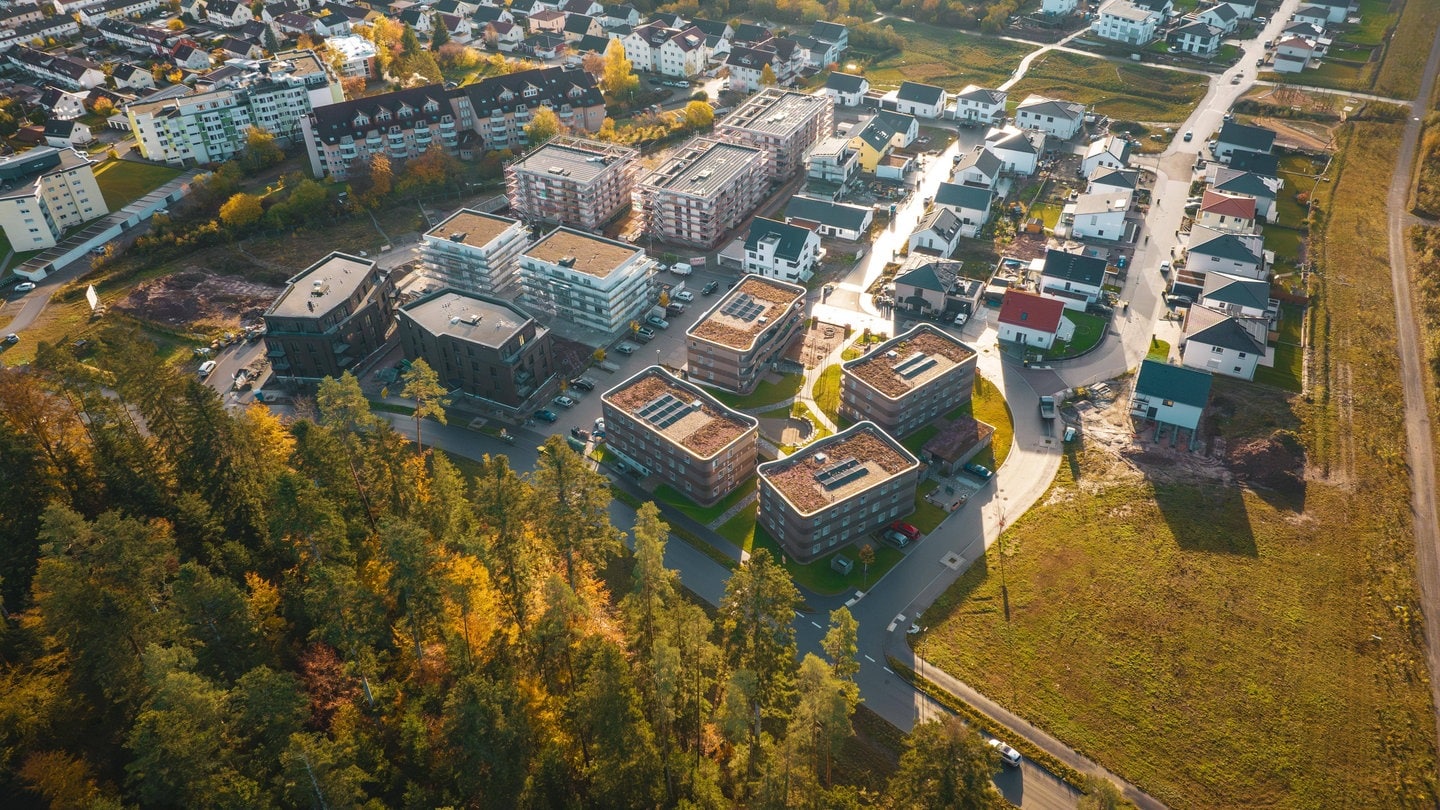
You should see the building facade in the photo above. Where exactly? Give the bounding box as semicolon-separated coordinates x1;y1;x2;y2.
421;208;529;298
744;217;822;283
714;88;833;183
302;84;463;179
518;226;656;334
505;137;639;231
840;324;977;438
686;274;806;394
601;366;759;506
634;137;767;248
398;290;559;414
757;422;921;562
263;252;398;384
450;65;607;151
0;147;109;253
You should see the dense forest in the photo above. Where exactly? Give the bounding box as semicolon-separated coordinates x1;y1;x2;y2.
0;329;1008;808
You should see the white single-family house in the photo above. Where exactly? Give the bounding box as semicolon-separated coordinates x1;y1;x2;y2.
1171;21;1223;55
1092;0;1162;44
1014;94;1085;140
1180;304;1265;380
933;182;993;238
951;85;1006;125
886;81;947;119
1080;134;1131;176
985;125;1044;175
908;206;966;256
1129;359;1213;431
822;72;869;107
1039;248;1108;311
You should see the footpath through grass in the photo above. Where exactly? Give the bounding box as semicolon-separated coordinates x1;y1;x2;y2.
1007;51;1208;123
919;122;1440;808
861;21;1032;90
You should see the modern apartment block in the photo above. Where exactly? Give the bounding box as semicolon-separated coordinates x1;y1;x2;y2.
714;88;834;183
633;137;767;248
757;422;921;562
420;209;529;298
128;53;341;165
518;226;656;335
303;84;466;179
505;137;640;231
601;366;760;506
397;290;558;415
686;274;806;394
0;147;109;253
839;324;977;438
263;252;398;384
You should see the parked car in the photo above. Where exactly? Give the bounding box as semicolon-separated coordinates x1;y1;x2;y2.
14;281;35;292
1158;260;1171;276
1063;425;1078;443
198;360;217;377
889;521;921;542
616;342;638;354
702;281;720;295
881;529;911;548
963;462;994;481
988;739;1022;768
568;376;596;391
646;315;670;329
635;326;656;341
594;417;606;433
1183;130;1194;142
674;290;694;302
3;333;18;345
666;303;686;317
534;409;559;422
553;395;577;408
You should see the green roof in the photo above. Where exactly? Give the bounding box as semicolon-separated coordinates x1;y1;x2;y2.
1135;359;1212;408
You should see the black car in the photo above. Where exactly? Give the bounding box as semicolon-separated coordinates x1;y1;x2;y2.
702;281;720;295
568;377;595;391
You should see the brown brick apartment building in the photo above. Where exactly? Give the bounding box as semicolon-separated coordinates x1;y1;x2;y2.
839;324;977;438
686;274;807;394
263;252;397;384
505;136;639;232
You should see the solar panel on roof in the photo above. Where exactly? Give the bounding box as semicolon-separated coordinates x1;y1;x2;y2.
639;393;696;429
721;293;765;322
814;457;868;489
893;352;938;379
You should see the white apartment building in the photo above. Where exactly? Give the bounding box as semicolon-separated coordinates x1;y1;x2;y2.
744;216;821;283
0;147;109;252
519;227;657;335
505;137;640;232
325;34;379;78
1092;0;1162;44
634;137;767;248
421;209;530;298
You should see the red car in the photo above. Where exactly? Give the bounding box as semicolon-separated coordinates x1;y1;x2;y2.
889;521;920;542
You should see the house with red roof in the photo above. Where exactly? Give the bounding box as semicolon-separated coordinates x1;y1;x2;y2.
997;289;1073;349
1196;189;1257;234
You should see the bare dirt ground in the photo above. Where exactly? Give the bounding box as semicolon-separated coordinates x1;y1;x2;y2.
1066;378;1235;485
115;270;282;330
1250;116;1336;152
789;320;848;369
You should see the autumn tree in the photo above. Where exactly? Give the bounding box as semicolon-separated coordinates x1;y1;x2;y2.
525;105;563;145
682;99;714;130
91;97;115;117
760;63;778;86
601;39;639;101
399;143;459;193
530;435;623;589
581;49;605;79
219;192;264;229
430;13;449;50
886;716;1003;810
399;358;450;452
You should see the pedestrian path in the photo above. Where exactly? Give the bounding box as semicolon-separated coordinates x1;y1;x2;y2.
705;490;758;531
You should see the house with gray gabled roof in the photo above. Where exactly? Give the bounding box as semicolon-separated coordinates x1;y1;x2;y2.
1194;2;1239;33
745;217;821;282
952;84;1006;124
732;22;772;44
892;257;984;317
1304;0;1353;24
1172;20;1223;55
1209;167;1282;220
909;206;966;257
1040;248;1108;310
985;125;1044;175
933;182;993;237
1081;133;1132;176
822;71;869;106
1214;120;1276;163
886;80;947;118
1015;94;1085;139
1130;359;1212;431
1177;225;1267;298
1228;151;1280;177
785;195;873;241
1088;166;1140;194
1201;272;1271;318
688;18;731;38
953;147;1003;190
1180;304;1266;380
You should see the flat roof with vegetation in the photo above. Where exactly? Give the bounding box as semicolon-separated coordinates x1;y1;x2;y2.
603;366;757;459
687;274;806;351
425;209;521;249
523;227;640;278
843;324;975;400
759;422;918;516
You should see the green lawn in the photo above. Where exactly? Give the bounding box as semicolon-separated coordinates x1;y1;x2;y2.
707;372;804;410
1263;226;1304;265
1277;303;1305;345
812;364;842;423
1029;202;1063;230
1282;59;1376;93
93;160;182;211
1146;337;1171;361
1345;0;1400;47
1253;342;1303;392
654;477;757;527
917;447;1436;808
908;480;951;534
1007;51;1209;123
862;20;1032;90
716;510;905;596
1044;311;1108;359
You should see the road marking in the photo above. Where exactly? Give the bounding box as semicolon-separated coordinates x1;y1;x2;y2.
810;621;822;629
886;621;897;632
883;666;894;674
864;654;876;663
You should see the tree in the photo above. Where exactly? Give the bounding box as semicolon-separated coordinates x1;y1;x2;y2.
401;143;459;192
167;17;185;30
601;39;639;101
218;192;264;229
821;606;860;683
718;547;801;755
91;97;115;117
760;63;778;86
682;100;714;131
442;674;534;802
858;543;875;587
264;24;279;54
569;637;665;806
581;49;605;78
1078;777;1127;810
886;716;1002;810
525;106;563;146
787;653;857;787
621;502;677;659
530;434;623;589
399;358;450;452
401;23;423;55
430;12;450;50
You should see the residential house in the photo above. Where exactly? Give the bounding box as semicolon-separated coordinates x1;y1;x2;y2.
450;63;605;148
303;84;463;178
172;42;213;70
1194;2;1239;33
562;0;605;14
1273;35;1319;72
985;125;1044;175
1228;151;1280;177
486;21;524;50
420;208;529;298
876;109;919;147
622;19;669;70
0;147;109;253
0;17;81;52
1080;134;1132;176
1213;120;1276;163
714;88;833;183
1088;166;1140;195
327;34;379;78
38;88;87;121
263;252;398;384
732;22;772;45
1210;167;1281;220
6;46;105;90
908;206;966;257
849;115;897;173
1197;189;1257;233
952;147;1003;190
657;26;706;77
311;12;351;34
1200;272;1271;319
885;81;947;119
603;4;642;28
1305;0;1352;25
601;367;759;504
1171;21;1223;55
807;19;847;67
1014;94;1085;139
274;13;318;37
933;181;993;237
1132;0;1176;18
1181;304;1264;379
744;216;821;283
1092;0;1162;44
219;36;265;59
805;136;861;190
840;324;977;438
725;45;779;92
891;257;984;317
527;9;566;33
1223;0;1257;18
472;5;514;25
96;19;174;56
1290;4;1331;29
634;136;767;248
952;85;1006;125
1043;0;1079;14
206;0;255;27
113;62;156;91
519;226;657;334
1129;358;1212;431
756;422;921;562
505;137;639;232
997;289;1072;349
1038;248;1108;311
784;195;872;241
686;274;807;394
562;13;604;42
76;0;164;24
1064;190;1132;241
1177;224;1267;297
821;71;868;107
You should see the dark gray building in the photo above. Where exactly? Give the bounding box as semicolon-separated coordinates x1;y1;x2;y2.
264;252;397;384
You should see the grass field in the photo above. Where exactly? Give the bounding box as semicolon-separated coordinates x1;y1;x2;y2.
862;21;1032;90
1375;0;1440;98
812;364;842;423
1253;341;1303;391
1007;52;1209;123
93;160;182;211
918;121;1440;808
1263;225;1304;265
708;372;804;410
654;477;757;527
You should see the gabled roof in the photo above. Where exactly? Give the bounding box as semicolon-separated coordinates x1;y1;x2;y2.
1017;94;1085;121
987;127;1040;154
913;206;963;242
1212;168;1278;199
1085;133;1131;164
875;109;916;133
563;13;597;33
785;195;871;231
1134;359;1212;407
689;18;730;37
825;71;867;93
666;26;704;51
1041;249;1107;286
852;116;898;152
1202;272;1270;310
574;34;610;53
1187;226;1264;264
1173;20;1222;38
726;45;774;70
43;118;81;137
1089;166;1140;190
1217;120;1276;152
954;147;1002;178
1185;307;1265;352
1131;0;1172;12
955;84;1005;105
934;181;993;212
895;260;960;293
998;289;1065;333
1202;3;1238;22
1228;151;1280;176
473;5;507;21
896;80;945;106
732;22;771;43
809;20;846;42
1200;189;1255;219
745;216;813;261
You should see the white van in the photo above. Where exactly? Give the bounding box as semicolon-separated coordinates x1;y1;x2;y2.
198;360;217;377
671;262;693;276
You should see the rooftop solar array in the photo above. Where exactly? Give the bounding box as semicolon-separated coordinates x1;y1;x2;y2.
893;353;938;379
721;293;765;322
814;457;868;489
638;393;697;429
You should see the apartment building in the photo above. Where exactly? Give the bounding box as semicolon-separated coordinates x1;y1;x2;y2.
601;366;759;506
450;65;606;152
518;226;656;335
398;290;559;415
77;0;165;23
634;137;766;248
686;274;806;394
420;209;529;298
840;324;977;438
714;88;834;183
325;34;379;78
757;422;921;562
263;252;398;384
506;137;639;231
5;46;104;90
0;147;109;253
96;18;175;55
1091;0;1162;43
805;135;861;189
302;84;464;179
744;217;822;283
129;54;340;165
